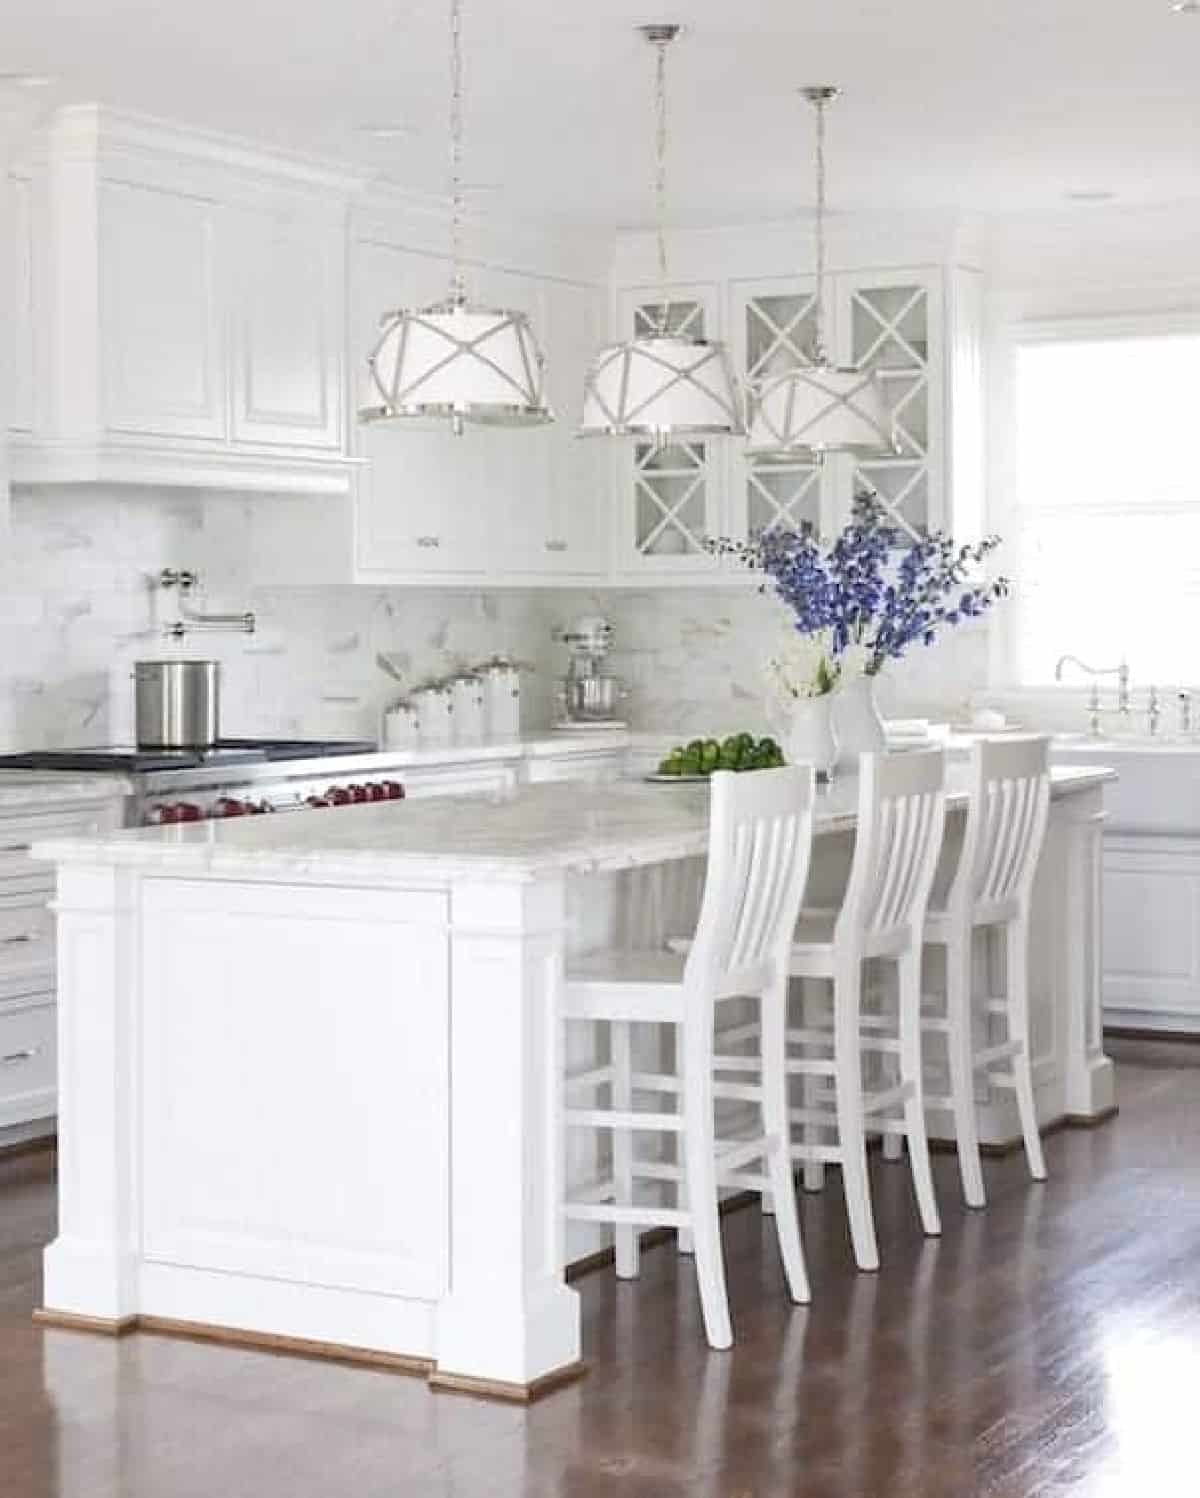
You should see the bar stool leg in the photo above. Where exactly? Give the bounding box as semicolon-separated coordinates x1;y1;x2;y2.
801;979;827;1193
611;1019;640;1278
762;974;810;1304
1006;916;1047;1182
673;1022;695;1255
898;948;940;1237
682;1021;732;1349
834;959;879;1272
945;932;986;1209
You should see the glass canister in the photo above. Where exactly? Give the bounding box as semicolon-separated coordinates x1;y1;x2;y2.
478;657;522;741
447;671;486;745
381;699;420;751
411;681;454;748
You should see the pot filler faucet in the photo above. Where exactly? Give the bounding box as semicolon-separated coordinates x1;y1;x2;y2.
1054;654;1130;737
160;568;256;640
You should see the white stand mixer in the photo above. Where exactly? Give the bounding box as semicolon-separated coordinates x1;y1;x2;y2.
553;615;630;730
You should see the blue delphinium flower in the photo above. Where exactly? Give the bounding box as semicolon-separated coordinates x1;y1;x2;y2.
710;496;1008;673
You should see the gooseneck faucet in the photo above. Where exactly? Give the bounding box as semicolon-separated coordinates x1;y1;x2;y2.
1054;654;1131;737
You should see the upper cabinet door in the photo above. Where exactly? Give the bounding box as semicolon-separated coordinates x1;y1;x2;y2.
832;268;943;536
611;284;727;577
230;206;345;451
99;181;226;440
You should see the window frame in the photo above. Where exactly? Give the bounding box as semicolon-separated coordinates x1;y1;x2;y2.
989;308;1200;691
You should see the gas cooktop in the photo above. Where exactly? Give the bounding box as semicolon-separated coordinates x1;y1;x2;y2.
0;739;379;775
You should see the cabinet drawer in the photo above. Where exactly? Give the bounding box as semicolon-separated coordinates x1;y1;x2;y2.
0;896;54;984
0;805;117;882
0;999;56;1127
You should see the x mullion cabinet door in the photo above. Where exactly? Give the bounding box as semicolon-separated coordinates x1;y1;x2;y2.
612;283;726;577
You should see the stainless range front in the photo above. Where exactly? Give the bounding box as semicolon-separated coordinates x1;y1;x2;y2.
0;741;409;826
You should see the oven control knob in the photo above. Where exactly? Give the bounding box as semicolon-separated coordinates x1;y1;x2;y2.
384;780;405;800
350;784;369;803
306;795;330;810
149;804;178;825
327;786;352;806
214;798;246;818
367;782;387;802
177;803;204;823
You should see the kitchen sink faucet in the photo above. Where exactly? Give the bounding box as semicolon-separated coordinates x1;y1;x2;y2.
1054;655;1130;737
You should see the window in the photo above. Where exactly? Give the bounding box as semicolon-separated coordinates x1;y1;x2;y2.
1010;330;1200;686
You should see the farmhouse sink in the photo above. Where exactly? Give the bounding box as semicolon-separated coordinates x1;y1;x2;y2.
1051;736;1200;834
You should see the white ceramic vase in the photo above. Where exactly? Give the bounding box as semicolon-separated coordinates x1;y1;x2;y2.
833;672;886;774
784;693;838;782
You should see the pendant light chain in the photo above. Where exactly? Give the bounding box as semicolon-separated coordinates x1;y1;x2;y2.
812;90;828;364
448;0;466;303
653;32;670;331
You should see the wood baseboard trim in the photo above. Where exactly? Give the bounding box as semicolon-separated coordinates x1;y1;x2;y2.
33;1308;137;1336
1105;1024;1200;1044
0;1133;56;1164
428;1359;587;1404
134;1316;434;1376
33;1309;586;1403
1063;1104;1120;1129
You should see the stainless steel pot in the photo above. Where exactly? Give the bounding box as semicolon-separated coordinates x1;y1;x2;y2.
134;659;220;749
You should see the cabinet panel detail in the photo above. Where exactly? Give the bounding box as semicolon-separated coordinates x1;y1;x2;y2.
100;182;225;440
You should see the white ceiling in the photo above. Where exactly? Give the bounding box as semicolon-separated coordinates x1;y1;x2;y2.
2;0;1199;230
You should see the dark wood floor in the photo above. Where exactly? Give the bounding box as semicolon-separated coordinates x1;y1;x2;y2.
2;1037;1198;1498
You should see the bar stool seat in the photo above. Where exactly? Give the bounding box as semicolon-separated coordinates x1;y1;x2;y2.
784;749;948;1273
561;766;817;1351
918;735;1051;1209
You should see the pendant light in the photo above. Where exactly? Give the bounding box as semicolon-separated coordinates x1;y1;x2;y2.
746;87;894;460
360;0;553;434
579;25;743;442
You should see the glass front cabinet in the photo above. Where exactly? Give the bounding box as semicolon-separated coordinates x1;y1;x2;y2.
610;264;982;580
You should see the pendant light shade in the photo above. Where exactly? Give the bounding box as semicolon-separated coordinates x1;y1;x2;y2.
580;333;743;438
363;299;551;430
745;86;895;462
359;0;553;434
745;363;891;458
578;25;743;442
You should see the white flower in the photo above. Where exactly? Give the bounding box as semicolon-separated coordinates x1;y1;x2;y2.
762;628;838;706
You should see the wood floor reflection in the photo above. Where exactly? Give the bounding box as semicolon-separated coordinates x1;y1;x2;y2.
2;1036;1198;1498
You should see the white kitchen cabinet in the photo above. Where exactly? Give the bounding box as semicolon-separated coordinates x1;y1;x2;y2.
10;106;359;495
100;180;226;440
352;238;608;584
729;265;955;542
611;283;727;579
229;204;345;452
0;782;126;1144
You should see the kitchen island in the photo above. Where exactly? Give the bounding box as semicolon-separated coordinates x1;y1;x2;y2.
34;766;1115;1398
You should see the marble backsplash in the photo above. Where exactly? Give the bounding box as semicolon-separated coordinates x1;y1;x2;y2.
0;489;989;751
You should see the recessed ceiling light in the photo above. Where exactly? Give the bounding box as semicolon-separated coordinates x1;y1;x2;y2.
1171;1;1200;13
357;123;413;140
1065;189;1117;202
0;72;53;88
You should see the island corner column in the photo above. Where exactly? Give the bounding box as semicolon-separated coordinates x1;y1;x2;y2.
431;869;582;1399
39;862;140;1330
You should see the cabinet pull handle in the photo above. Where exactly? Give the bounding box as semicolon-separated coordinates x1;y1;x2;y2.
416;535;442;549
0;843;31;855
544;539;568;553
1;1046;42;1066
1;932;34;946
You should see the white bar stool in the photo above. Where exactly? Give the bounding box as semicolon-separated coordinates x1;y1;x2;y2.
786;749;947;1273
920;735;1051;1207
562;766;816;1350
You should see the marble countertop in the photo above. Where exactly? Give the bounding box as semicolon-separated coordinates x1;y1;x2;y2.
34;764;1114;886
0;770;132;809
